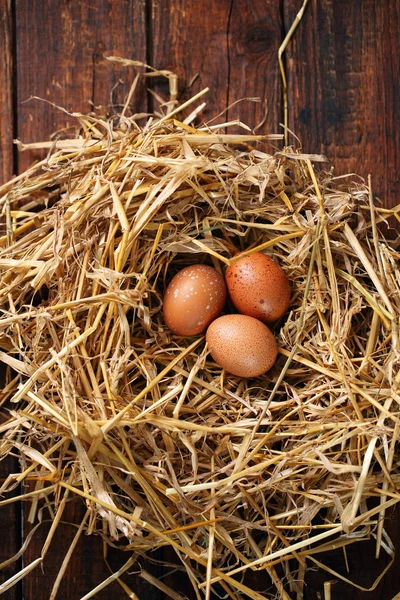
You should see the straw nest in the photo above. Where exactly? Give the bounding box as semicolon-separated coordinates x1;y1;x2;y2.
0;71;400;599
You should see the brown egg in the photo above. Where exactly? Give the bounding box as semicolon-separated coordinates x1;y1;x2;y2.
206;314;278;378
163;264;226;336
225;252;290;323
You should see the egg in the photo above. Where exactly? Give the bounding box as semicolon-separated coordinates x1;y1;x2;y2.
206;314;278;378
163;264;226;336
225;252;290;323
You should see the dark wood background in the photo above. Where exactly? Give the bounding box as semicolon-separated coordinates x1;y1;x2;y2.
0;1;399;598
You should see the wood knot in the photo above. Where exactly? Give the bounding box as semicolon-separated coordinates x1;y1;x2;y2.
238;24;274;56
93;41;106;64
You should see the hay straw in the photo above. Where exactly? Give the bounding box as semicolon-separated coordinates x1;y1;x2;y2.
0;63;399;599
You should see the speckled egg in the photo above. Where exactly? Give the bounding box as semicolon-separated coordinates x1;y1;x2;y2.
163;264;227;336
206;314;278;378
225;252;290;323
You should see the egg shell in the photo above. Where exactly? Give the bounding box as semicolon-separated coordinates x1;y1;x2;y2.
225;252;290;323
206;314;278;378
163;264;227;336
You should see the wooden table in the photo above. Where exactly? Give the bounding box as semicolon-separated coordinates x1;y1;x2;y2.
0;1;399;598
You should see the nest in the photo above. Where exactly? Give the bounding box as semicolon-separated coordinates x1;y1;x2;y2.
0;68;400;599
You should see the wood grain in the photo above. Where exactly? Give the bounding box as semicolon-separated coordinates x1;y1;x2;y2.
0;4;19;599
283;3;400;596
284;0;400;208
0;441;20;600
151;0;234;123
15;0;148;173
226;0;283;136
0;465;20;600
151;0;283;137
0;0;15;185
13;1;147;597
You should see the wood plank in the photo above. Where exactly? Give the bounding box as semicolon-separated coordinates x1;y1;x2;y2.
0;372;20;600
14;2;148;597
150;7;283;595
0;466;20;600
284;2;400;596
151;0;283;135
0;0;15;185
15;0;148;173
0;441;20;600
226;0;283;135
284;0;400;208
0;4;19;599
151;0;235;124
